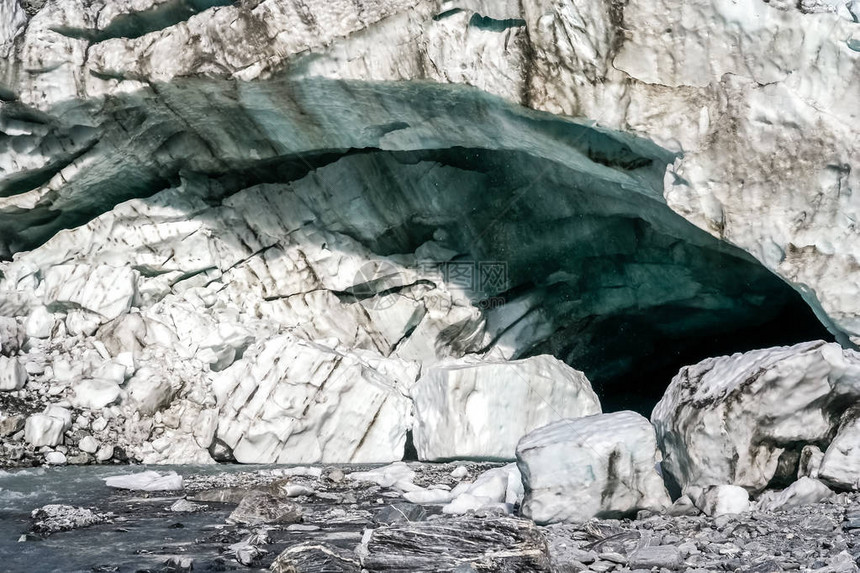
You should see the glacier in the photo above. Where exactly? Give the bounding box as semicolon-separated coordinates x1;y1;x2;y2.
0;0;856;469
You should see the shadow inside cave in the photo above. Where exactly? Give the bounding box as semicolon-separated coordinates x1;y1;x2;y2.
203;145;837;417
570;294;834;415
1;75;841;418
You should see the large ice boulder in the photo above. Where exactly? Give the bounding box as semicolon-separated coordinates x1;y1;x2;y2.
124;367;175;416
405;463;526;515
757;477;833;512
516;411;670;524
687;484;750;517
0;355;27;391
0;316;25;354
652;341;860;492
445;463;524;514
42;264;137;322
213;334;415;464
819;407;860;490
24;307;53;339
70;379;121;410
24;406;72;447
412;355;601;461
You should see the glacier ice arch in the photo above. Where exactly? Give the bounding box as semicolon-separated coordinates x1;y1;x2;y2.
0;76;834;413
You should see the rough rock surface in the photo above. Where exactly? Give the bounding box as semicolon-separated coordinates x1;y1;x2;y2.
30;504;111;534
271;543;361;573
517;411;671;524
412;355;601;461
652;341;860;492
227;490;302;526
362;514;551;572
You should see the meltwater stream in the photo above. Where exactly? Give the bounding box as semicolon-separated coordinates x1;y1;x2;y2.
0;465;271;572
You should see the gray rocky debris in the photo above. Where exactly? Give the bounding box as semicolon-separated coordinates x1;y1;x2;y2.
189;487;252;504
361;515;551;572
170;499;206;513
227;491;303;526
270;543;361;573
30;504;111;534
628;545;683;570
0;414;24;437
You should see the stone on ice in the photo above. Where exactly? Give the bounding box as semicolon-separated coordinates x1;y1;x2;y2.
30;504;111;534
124;367;175;416
170;499;205;513
517;411;670;524
97;313;149;357
227;491;302;525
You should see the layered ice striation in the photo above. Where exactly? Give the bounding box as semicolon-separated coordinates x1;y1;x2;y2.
0;0;854;463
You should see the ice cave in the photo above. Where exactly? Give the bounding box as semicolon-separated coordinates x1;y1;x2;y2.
1;0;859;570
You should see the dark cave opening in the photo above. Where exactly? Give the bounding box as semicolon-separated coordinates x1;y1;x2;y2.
580;293;835;415
182;143;839;419
287;147;839;417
